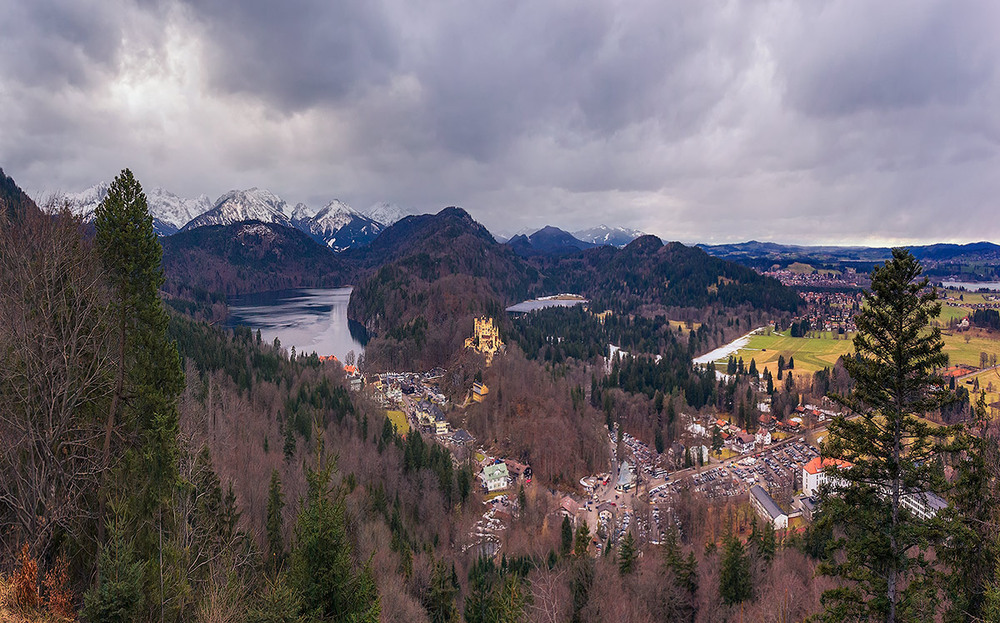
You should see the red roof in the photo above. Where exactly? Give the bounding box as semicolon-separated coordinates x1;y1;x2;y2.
803;457;851;475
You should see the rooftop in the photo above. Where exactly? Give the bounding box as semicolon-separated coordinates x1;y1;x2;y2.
803;457;852;475
750;484;786;520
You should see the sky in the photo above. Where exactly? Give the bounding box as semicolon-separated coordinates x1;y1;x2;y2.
2;0;999;245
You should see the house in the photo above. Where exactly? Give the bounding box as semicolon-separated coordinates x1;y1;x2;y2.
755;429;771;448
758;413;775;430
348;374;363;392
417;400;449;436
504;459;529;481
750;484;788;530
733;431;756;454
559;496;580;521
798;495;819;522
480;463;510;492
472;382;489;403
802;457;851;498
452;429;474;446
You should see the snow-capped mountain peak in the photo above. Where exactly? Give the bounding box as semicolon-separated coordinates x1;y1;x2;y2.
291;202;319;222
145;187;212;230
293;199;383;251
572;225;646;247
47;182;212;236
183;188;291;231
364;202;410;227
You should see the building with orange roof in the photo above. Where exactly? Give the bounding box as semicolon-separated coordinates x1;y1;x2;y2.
802;457;851;497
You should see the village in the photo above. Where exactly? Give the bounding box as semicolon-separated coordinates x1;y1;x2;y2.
333;312;954;561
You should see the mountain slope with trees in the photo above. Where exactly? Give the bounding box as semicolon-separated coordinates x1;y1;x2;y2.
161;221;354;296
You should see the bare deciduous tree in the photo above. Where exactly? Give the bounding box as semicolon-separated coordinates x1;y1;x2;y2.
0;205;114;557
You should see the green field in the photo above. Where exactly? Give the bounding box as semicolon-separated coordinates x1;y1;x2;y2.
937;303;972;323
715;331;855;376
714;328;1000;379
940;332;1000;367
386;410;409;435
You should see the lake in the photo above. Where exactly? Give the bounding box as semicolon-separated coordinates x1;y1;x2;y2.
942;280;1000;292
506;295;588;314
226;287;367;360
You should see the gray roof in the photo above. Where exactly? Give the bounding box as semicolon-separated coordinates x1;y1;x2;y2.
750;484;786;520
905;490;948;512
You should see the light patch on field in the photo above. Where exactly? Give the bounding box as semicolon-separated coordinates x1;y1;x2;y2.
386;410;409;435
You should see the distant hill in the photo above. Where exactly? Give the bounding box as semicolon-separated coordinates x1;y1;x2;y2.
699;239;1000;280
161;221;352;296
536;235;802;313
348;211;804;370
507;226;596;256
700;239;1000;264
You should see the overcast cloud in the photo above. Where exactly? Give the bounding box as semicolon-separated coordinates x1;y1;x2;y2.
2;0;999;245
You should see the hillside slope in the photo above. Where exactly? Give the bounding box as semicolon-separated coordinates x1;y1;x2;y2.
161;221;353;296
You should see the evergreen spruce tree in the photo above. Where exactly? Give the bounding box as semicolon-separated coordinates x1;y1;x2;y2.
574;522;591;557
424;558;459;623
937;392;999;622
819;248;956;623
661;526;697;622
82;507;144;623
618;531;637;576
719;534;752;605
289;435;380;621
266;470;285;575
93;169;183;608
560;516;573;557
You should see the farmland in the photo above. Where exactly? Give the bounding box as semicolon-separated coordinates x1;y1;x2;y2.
714;328;1000;380
713;330;855;379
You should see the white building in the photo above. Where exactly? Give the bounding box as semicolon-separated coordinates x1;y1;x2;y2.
755;429;771;448
802;457;850;498
480;463;510;492
901;490;948;520
750;484;788;530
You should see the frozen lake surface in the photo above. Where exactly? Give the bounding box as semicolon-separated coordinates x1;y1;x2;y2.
227;287;367;360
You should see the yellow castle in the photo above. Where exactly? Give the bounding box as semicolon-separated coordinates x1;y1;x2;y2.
464;316;504;365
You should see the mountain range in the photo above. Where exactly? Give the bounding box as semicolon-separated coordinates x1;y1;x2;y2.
52;183;404;250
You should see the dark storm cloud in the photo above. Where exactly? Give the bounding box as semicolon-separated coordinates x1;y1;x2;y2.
3;0;1000;244
179;0;400;110
775;2;997;118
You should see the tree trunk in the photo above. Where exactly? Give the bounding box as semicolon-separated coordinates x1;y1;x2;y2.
98;307;127;557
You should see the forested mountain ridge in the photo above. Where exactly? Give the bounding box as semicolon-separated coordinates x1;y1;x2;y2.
160;220;355;296
347;207;539;370
534;235;802;314
0;166;40;223
347;210;802;370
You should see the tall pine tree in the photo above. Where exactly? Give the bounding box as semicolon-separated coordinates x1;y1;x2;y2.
93;169;184;605
819;248;956;622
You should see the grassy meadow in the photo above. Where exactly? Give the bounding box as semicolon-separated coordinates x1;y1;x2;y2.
386;409;409;435
713;327;1000;386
